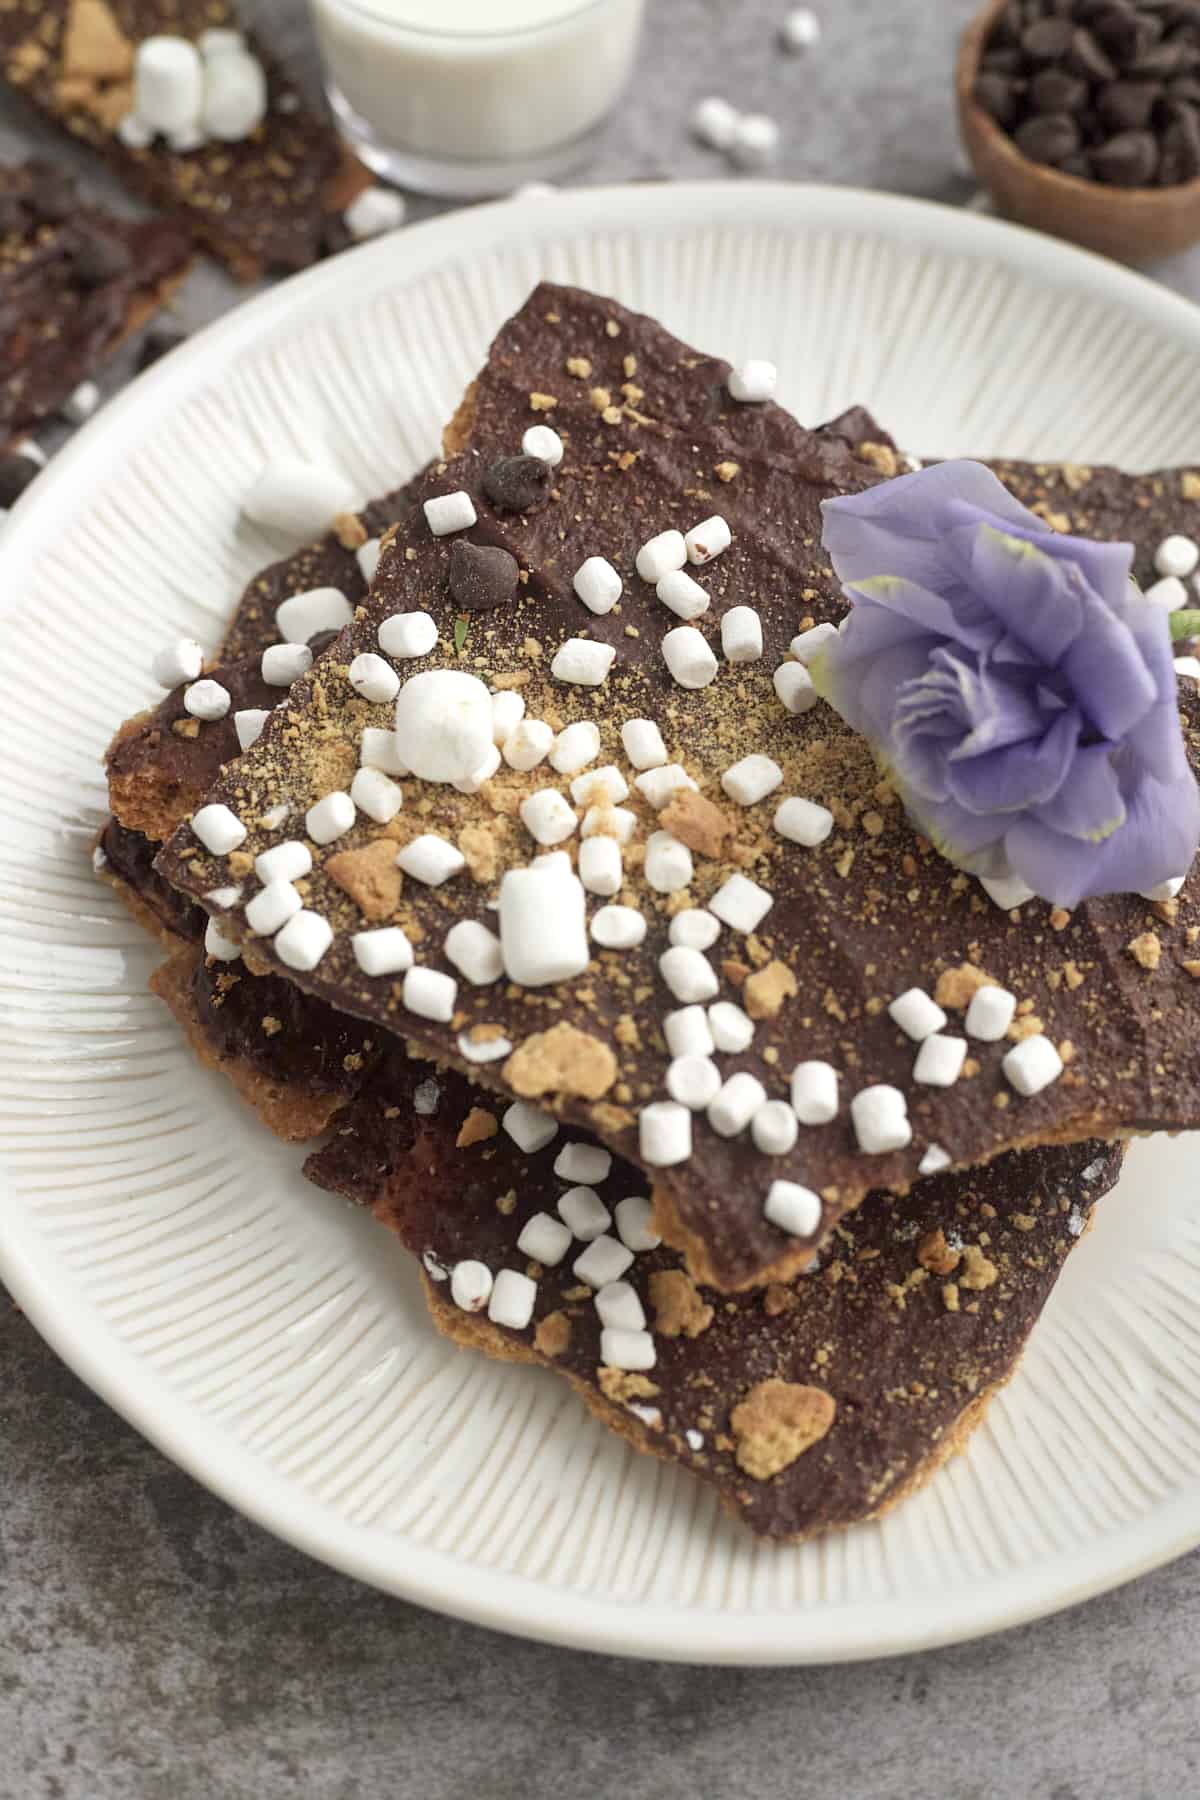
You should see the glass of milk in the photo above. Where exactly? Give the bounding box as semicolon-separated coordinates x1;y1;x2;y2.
310;0;647;197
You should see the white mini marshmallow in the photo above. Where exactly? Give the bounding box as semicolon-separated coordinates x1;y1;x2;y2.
191;802;245;856
708;872;773;932
913;1033;967;1087
551;638;615;686
554;1141;612;1184
117;113;154;149
503;1100;558;1154
490;689;526;744
499;862;589;985
1002;1034;1064;1097
633;764;697;808
458;1031;512;1065
204;918;241;962
349;766;403;824
615;1196;661;1252
657;569;710;620
444;918;503;984
573;556;622;615
980;872;1036;910
349;651;401;705
1175;656;1200;680
1155;534;1199;578
594;1282;645;1331
244;878;302;937
636;530;687;583
621;718;667;769
402;965;457;1022
685;515;732;565
520;787;578;846
1146;576;1188;611
590;904;646;948
638;1101;692;1167
721;753;782;806
275;586;353;644
850;1085;912;1154
255;840;310;884
557;1185;611;1240
305;790;356;846
488;1268;536;1330
152;638;203;688
167;125;204;152
751;1099;799;1156
352;926;414;976
261;642;313;686
274;909;332;972
781;6;821;50
360;725;407;775
600;1327;656;1372
730;114;780;168
259;804;288;831
204;885;242;908
134;35;203;134
502;717;555;770
379;611;438;659
574;1234;634;1289
344;185;406;240
773;795;834;846
394;670;492;782
517;1213;572;1267
396;833;465;885
183;678;230;721
549;720;601;775
662;625;718;689
764;1180;822;1237
666;1054;722;1110
63;380;99;423
581;804;637;842
664;1005;715;1059
707;1001;754;1053
523;424;564;466
644;830;694;893
234;708;269;752
578;834;622;895
659;945;719;1003
1139;875;1187;901
570;765;628;807
791;1060;839;1125
965;984;1017;1041
888;987;947;1042
721;606;763;663
774;661;818;713
423;490;477;536
919;1144;952;1177
356;538;382;585
451;1260;493;1313
669;909;721;950
727;359;777;403
790;623;838;663
692;94;740;149
201;42;267;140
708;1071;767;1138
244;459;356;540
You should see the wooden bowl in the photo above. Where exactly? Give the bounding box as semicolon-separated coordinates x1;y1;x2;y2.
957;0;1200;263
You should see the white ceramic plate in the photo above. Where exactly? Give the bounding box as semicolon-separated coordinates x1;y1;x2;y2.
2;183;1199;1665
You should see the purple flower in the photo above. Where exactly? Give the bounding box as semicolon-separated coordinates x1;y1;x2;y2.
812;460;1199;909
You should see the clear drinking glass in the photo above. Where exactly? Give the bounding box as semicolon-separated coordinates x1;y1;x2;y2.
309;0;647;198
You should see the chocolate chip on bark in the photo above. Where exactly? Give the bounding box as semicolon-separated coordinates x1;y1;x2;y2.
1092;125;1160;181
0;453;42;507
1015;109;1083;162
71;227;132;287
448;540;520;611
481;453;550;512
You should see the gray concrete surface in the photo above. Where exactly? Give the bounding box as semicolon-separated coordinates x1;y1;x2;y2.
2;2;1198;1796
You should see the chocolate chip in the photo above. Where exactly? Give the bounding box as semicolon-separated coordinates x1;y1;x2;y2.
448;540;520;611
983;44;1027;73
25;162;76;224
1014;109;1083;161
1097;77;1163;126
481;453;550;513
1160;100;1200;175
70;227;132;288
1023;16;1076;56
1066;23;1119;77
1133;37;1199;72
1092;125;1161;178
0;453;41;507
136;327;186;373
976;71;1022;123
1167;72;1200;97
1094;7;1162;62
1060;148;1096;174
1030;66;1089;109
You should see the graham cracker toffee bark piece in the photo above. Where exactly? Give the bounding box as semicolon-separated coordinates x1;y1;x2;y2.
305;1055;1122;1542
156;281;1200;1293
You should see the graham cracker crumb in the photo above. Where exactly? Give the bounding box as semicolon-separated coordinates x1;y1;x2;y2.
942;1282;961;1313
1181;472;1200;500
504;1021;617;1100
333;512;367;550
534;1311;571;1357
714;461;740;483
172;717;201;740
458;823;499;884
598;1368;658;1405
916;1228;961;1276
63;0;133;80
496;1189;517;1215
857;441;899;477
1182;959;1200;978
960;1245;999;1291
455;1106;498;1149
565;356;592;379
1127;931;1162;971
326;840;402;921
528;392;558;412
660;789;731;858
763;1283;798;1317
743;959;797;1021
729;1380;836;1481
649;1269;714;1340
1007;1014;1044;1042
934;963;995;1010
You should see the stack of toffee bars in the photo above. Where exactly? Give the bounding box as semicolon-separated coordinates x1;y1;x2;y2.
100;284;1200;1542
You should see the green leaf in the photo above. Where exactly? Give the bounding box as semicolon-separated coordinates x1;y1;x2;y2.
1169;609;1200;643
453;615;470;655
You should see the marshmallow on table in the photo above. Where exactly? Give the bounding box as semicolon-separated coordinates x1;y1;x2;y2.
574;556;622;615
781;6;821;49
396;833;465;885
590;904;645;947
708;872;773;932
662;625;718;689
773;796;834;846
350;766;403;824
581;804;637;843
152;638;203;688
557;1185;611;1240
668;909;721;950
444;919;503;984
600;1328;656;1372
134;35;203;135
255;840;311;884
63;381;100;423
183;678;230;721
644;830;694;893
774;662;818;713
594;1282;645;1332
517;1212;572;1267
191;802;245;855
201;43;268;140
549;720;600;775
503;1100;558;1154
488;1269;536;1330
667;1054;722;1110
379;611;438;659
245;879;302;937
1146;576;1188;611
707;1001;754;1053
554;1142;611;1184
244;458;357;540
731;114;781;169
520;788;578;846
344;185;407;240
621;718;667;769
1155;534;1199;578
721;606;763;663
261;642;313;686
664;1005;715;1059
636;530;687;583
751;1100;799;1156
721;753;782;806
305;790;356;846
728;359;777;402
1002;1034;1064;1097
451;1261;493;1313
764;1180;822;1237
402;965;457;1022
913;1033;967;1087
659;945;718;1003
578;834;622;895
692;94;739;149
234;708;269;752
551;639;615;685
276;586;353;644
349;651;400;704
919;1144;952;1177
490;689;526;744
657;569;710;621
850;1085;912;1154
360;725;407;775
499;861;589;985
524;425;564;467
634;764;696;808
639;1101;692;1167
423;490;477;536
708;1072;767;1138
274;909;332;972
356;538;382;585
790;623;838;664
394;670;493;782
204;918;240;962
965;984;1017;1041
353;926;414;976
574;1235;634;1289
684;515;731;565
791;1060;839;1124
614;1196;660;1252
888;987;947;1042
570;765;628;806
502;717;554;770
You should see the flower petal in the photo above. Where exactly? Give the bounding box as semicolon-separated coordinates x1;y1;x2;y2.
1060;591;1158;740
960;525;1083;664
820;460;1041;588
944;707;1081;815
1006;766;1200;908
1029;743;1126;843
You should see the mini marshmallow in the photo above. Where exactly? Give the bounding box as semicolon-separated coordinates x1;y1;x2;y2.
554;1142;612;1185
581;804;637;843
644;830;694;893
549;720;601;775
913;1033;967;1087
255;840;311;884
1139;875;1187;901
503;1100;558;1154
981;872;1035;910
764;1180;822;1237
378;611;438;659
965;984;1017;1041
63;380;99;423
444;919;503;984
791;1060;839;1125
669;910;721;950
664;1005;715;1059
352;926;414;976
599;1327;656;1372
578;834;622;895
458;1031;512;1065
1175;656;1200;680
499;862;589;985
305;790;356;846
488;1268;536;1330
274;909;332;972
707;1001;754;1053
573;556;622;615
774;661;818;713
594;1282;645;1331
781;6;821;50
621;718;667;769
721;753;782;806
349;651;401;705
551;638;616;685
261;642;313;687
721;606;763;663
728;359;777;403
344;185;406;239
636;529;687;583
451;1260;493;1313
167;125;204;152
557;1186;612;1240
275;586;353;644
204;918;240;962
1146;576;1188;611
523;424;564;467
134;35;204;134
731;114;781;168
590;904;646;948
570;765;629;807
201;42;267;140
259;804;289;832
639;1101;692;1167
773;795;834;847
117;113;154;149
423;490;477;536
360;725;407;775
888;987;947;1042
657;569;710;621
667;1054;722;1110
191;803;245;856
692;94;740;149
356;538;382;585
199;27;247;51
751;1100;799;1156
1155;534;1199;578
244;459;356;539
918;1144;953;1177
659;944;719;1003
790;623;838;663
152;638;203;688
402;965;457;1022
349;766;403;824
396;833;466;885
234;708;269;752
1002;1034;1064;1097
850;1085;912;1154
517;1213;572;1267
520;788;578;846
662;625;719;689
634;764;697;808
574;1234;634;1289
685;515;731;565
615;1196;661;1252
708;872;773;932
204;885;242;908
490;689;526;744
183;678;230;721
502;717;555;770
394;670;492;782
244;877;302;937
708;1071;767;1138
